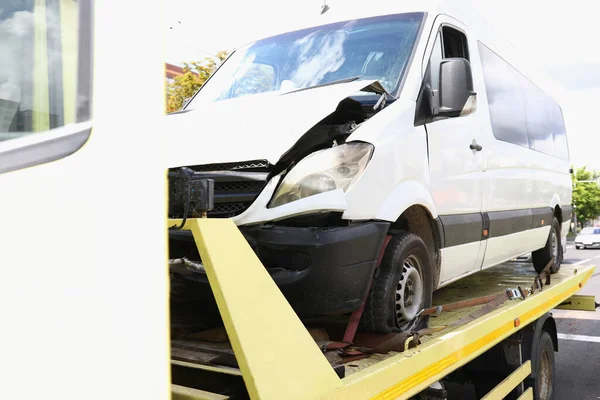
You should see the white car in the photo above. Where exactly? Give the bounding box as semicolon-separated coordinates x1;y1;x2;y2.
574;228;600;249
166;1;572;333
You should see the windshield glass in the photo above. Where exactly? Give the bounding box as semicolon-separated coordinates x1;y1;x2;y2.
580;228;600;235
187;12;424;108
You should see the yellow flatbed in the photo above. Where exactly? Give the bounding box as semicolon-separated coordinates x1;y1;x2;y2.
168;218;596;400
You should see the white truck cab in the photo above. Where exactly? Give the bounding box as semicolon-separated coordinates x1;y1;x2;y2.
166;0;572;333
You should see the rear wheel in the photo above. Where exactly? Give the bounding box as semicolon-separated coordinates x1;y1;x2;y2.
532;217;562;274
532;331;555;400
360;231;433;333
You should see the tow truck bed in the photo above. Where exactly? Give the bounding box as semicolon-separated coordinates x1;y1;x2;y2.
168;218;595;400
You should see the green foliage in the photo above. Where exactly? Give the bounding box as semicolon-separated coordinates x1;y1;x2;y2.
572;166;600;224
166;51;229;113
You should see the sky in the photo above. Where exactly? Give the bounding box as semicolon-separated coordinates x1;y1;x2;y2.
164;0;600;170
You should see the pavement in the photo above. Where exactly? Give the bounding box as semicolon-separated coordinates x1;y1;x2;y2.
553;244;600;399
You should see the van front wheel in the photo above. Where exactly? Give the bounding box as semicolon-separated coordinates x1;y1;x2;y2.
360;231;433;333
532;217;562;274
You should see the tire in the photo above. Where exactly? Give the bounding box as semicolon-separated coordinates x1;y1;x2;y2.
359;231;433;333
532;217;562;274
532;331;556;400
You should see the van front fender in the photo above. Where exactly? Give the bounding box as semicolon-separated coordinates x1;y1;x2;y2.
375;181;438;222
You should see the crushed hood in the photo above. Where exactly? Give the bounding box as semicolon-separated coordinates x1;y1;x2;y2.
164;79;387;168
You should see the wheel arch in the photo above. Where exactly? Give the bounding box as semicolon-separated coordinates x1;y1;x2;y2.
390;204;443;289
376;180;438;222
375;182;441;287
554;204;563;224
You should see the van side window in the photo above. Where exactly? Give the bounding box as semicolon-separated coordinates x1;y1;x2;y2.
427;26;470;88
477;43;529;147
442;28;469;60
478;42;569;160
0;0;92;174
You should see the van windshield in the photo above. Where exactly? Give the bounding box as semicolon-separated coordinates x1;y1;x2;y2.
580;228;600;235
186;12;424;108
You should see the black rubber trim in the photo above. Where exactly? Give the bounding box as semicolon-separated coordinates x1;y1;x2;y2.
438;213;482;247
487;208;532;238
439;206;567;248
531;207;554;229
434;217;445;249
482;212;490;240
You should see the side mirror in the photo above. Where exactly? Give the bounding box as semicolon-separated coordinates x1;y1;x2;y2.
436;58;476;117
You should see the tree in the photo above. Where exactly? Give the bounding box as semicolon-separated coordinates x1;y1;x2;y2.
166;51;229;113
572;166;600;225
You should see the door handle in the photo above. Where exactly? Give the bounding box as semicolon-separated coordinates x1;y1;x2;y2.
470;140;483;151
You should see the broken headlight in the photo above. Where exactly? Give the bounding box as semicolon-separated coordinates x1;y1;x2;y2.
269;142;374;208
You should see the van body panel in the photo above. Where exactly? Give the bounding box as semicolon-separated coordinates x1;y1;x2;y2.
165;79;387;167
372;180;438;223
340;99;433;221
438;242;485;284
482;227;552;269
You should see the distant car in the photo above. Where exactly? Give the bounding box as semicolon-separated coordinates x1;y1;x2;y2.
574;227;600;249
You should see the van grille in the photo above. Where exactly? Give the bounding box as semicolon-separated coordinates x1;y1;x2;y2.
169;160;271;219
188;160;270;172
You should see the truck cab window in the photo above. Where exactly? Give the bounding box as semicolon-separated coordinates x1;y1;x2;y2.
0;0;87;141
0;0;92;175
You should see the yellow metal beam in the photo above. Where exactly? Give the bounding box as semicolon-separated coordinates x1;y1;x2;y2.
481;361;531;400
171;384;229;400
33;0;50;132
189;218;341;400
517;387;533;400
59;0;79;125
555;295;597;311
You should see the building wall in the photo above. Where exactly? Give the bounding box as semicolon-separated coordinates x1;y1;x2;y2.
166;62;197;83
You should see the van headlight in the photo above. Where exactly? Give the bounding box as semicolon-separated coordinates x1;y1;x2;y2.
269;142;374;208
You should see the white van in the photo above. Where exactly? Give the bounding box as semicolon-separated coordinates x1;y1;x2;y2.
166;1;572;333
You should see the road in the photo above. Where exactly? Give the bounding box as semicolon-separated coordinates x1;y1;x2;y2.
553;244;600;399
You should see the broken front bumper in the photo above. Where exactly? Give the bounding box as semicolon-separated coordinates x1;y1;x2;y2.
169;221;390;317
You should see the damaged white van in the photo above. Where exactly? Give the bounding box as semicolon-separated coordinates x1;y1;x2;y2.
166;1;572;333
